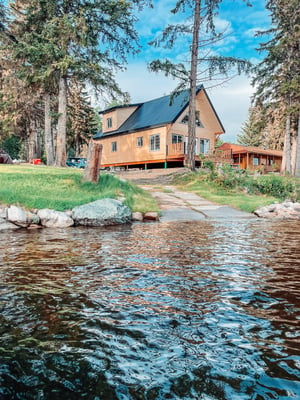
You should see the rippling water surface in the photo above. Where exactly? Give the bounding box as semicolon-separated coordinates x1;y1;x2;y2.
0;219;299;399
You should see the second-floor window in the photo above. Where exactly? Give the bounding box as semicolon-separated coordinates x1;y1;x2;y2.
150;134;160;151
107;117;112;129
111;141;117;152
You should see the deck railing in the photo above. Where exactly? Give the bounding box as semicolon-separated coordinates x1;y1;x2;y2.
167;143;185;156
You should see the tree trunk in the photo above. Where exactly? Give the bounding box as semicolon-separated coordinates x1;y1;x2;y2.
294;111;300;177
55;76;67;166
27;120;36;162
44;92;54;165
281;113;291;174
186;0;201;171
82;140;102;183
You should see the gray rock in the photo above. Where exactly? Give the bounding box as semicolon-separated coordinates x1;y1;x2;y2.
7;205;40;228
0;218;20;230
72;198;131;226
0;206;7;219
37;209;74;228
132;211;144;222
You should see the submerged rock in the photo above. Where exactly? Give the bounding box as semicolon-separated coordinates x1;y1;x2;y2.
72;198;132;226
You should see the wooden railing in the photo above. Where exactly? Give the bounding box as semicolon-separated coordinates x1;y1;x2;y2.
167;143;185;156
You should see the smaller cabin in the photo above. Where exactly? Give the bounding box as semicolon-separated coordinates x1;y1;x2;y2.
218;143;283;172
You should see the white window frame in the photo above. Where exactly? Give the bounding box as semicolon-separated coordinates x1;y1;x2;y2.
150;134;160;151
172;134;183;144
200;139;210;155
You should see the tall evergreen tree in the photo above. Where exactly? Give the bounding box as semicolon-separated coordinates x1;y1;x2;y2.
3;0;151;166
149;0;252;170
252;0;300;175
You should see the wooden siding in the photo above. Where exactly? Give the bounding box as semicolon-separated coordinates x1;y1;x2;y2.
102;106;139;133
100;126;168;166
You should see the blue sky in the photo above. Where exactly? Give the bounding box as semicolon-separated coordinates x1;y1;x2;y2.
116;0;271;142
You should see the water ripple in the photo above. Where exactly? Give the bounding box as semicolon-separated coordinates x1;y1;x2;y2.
0;220;299;399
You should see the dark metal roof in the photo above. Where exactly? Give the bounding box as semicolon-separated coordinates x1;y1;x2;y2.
94;85;225;139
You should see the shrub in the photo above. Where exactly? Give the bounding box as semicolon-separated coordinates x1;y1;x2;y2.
251;175;296;199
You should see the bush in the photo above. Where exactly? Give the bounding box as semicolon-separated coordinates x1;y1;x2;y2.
251;175;296;199
207;164;248;189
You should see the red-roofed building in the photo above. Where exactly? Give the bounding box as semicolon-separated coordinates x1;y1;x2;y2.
217;143;283;172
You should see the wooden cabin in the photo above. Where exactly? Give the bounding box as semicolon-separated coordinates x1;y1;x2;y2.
93;86;225;169
217;143;283;172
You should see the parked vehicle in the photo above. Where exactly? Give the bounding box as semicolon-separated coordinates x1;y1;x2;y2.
66;157;87;168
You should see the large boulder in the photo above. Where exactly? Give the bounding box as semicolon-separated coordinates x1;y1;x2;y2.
254;200;300;220
7;205;40;228
72;198;131;226
37;209;74;228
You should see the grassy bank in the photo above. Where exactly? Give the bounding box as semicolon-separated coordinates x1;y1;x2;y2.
172;168;299;213
0;165;159;213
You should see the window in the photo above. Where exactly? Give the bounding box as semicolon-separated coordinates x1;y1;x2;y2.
111;141;117;152
150;134;160;151
137;137;143;147
181;111;204;127
253;157;259;166
172;134;183;144
107;117;112;129
200;139;210;154
195;111;204;127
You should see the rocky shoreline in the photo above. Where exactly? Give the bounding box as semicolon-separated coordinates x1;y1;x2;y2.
254;199;300;220
0;198;159;231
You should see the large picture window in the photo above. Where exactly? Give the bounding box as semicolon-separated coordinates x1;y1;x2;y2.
150;134;160;151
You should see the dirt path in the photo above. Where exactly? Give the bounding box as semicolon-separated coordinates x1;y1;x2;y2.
115;168;254;222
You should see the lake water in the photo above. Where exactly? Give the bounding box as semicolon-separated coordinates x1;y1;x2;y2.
0;218;299;400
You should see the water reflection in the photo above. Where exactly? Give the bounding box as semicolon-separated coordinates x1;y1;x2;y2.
0;220;299;399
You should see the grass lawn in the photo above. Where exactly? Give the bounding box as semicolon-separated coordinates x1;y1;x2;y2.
0;164;159;213
172;172;285;213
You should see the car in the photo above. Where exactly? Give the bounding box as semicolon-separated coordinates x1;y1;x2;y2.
66;157;87;168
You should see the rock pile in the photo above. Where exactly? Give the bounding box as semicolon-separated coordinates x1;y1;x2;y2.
254;200;300;220
0;199;159;230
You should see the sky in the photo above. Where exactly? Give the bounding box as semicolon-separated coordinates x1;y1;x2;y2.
115;0;271;143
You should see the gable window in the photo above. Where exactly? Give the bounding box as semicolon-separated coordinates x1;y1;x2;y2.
107;117;112;129
150;134;160;151
181;112;204;127
200;139;210;154
172;134;183;144
137;137;143;147
111;141;117;152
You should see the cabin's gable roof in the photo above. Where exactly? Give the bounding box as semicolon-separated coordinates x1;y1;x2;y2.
94;85;225;139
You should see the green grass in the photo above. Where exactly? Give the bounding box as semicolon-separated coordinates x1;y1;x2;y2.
0;165;159;213
172;172;283;213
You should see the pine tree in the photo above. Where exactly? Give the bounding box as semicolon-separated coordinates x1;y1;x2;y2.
252;0;300;175
3;0;151;166
68;81;100;157
149;0;252;170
